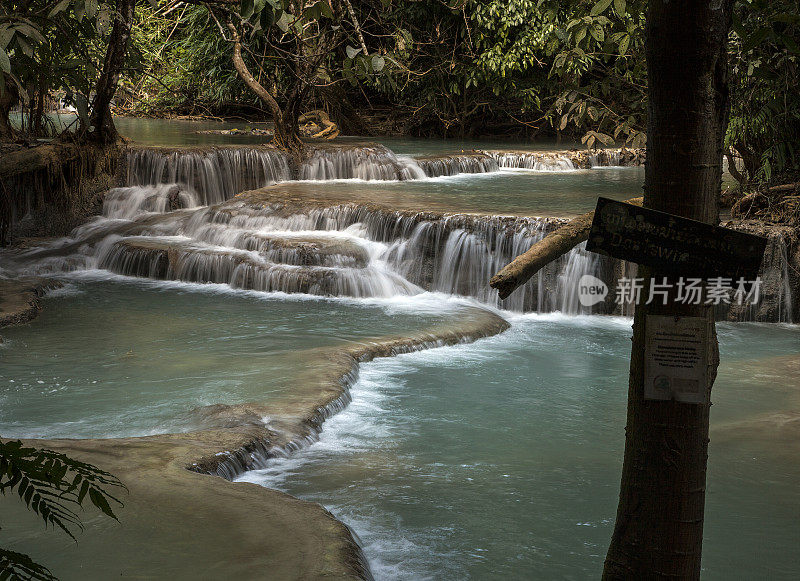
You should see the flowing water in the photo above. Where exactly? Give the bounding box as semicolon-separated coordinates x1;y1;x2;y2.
237;317;800;580
2;121;798;579
0;278;467;439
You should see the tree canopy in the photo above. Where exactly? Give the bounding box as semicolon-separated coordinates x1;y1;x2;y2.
0;0;797;183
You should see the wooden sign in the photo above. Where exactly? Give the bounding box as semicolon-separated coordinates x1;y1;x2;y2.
585;197;767;280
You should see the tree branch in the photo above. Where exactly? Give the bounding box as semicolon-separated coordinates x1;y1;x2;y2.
489;197;643;299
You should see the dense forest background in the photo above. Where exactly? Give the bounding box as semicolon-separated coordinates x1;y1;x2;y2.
1;0;798;185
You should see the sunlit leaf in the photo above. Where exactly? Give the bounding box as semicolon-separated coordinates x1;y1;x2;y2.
591;0;613;17
0;48;10;74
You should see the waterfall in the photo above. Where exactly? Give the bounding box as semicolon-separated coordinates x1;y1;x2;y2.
417;154;499;177
589;150;622;167
720;235;795;323
11;143;786;321
103;184;200;220
298;146;425;180
486;151;577;171
553;242;604;315
126;147;291;205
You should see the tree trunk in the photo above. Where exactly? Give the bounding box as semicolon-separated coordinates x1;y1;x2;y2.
226;22;305;162
88;0;135;144
0;76;17;142
602;2;732;579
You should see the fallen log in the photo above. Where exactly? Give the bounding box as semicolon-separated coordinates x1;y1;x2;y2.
489;196;643;299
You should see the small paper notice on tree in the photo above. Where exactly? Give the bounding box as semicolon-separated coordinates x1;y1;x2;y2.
644;315;709;404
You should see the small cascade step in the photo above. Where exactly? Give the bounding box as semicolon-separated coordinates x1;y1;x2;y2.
299;145;425;181
416;153;498;177
98;237;417;298
126;146;291;205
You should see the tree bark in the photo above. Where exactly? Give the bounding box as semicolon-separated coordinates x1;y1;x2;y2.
490;197;643;299
226;22;304;160
0;75;18;142
602;2;732;579
88;0;135;144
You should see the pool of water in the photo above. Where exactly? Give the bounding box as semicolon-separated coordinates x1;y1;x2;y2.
238;316;800;580
289;166;644;216
0;276;462;439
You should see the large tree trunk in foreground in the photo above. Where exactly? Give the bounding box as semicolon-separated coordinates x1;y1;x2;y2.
88;0;135;144
602;1;732;579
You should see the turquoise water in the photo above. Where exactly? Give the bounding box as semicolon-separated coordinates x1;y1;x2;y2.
292;167;644;216
2;116;790;578
238;316;800;579
0;276;460;439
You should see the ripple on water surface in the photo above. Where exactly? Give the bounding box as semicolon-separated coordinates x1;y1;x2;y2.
0;277;467;439
238;316;800;580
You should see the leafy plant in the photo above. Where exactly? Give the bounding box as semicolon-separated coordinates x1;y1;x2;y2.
0;439;125;581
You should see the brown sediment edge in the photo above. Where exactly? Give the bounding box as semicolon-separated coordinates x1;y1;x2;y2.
187;306;511;479
0;277;63;329
234;182;575;223
19;302;509;579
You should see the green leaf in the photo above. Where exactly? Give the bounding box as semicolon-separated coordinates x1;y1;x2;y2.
0;48;10;74
591;0;613;17
371;55;385;72
74;0;86;22
614;0;626;15
619;34;630;55
259;7;275;31
345;45;362;59
596;131;615;145
318;1;333;18
89;488;118;520
241;0;255;20
275;11;289;33
97;9;111;35
48;0;72;18
0;26;13;49
590;24;605;43
16;36;33;58
86;0;98;20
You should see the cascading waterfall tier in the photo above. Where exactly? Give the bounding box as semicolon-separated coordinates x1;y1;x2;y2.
299;145;426;180
125;146;291;205
416;153;499;177
482;147;645;170
8;144;792;321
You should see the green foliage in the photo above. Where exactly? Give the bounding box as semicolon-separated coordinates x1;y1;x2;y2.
548;0;647;148
0;0;118;137
728;0;800;184
0;439;125;581
125;4;253;115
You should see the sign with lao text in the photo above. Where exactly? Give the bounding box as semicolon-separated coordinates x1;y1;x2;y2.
585;197;767;280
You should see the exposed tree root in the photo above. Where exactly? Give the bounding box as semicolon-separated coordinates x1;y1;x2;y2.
1;142;123;245
299;109;340;140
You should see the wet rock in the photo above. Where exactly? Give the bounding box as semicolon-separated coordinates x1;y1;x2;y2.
0;277;62;327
